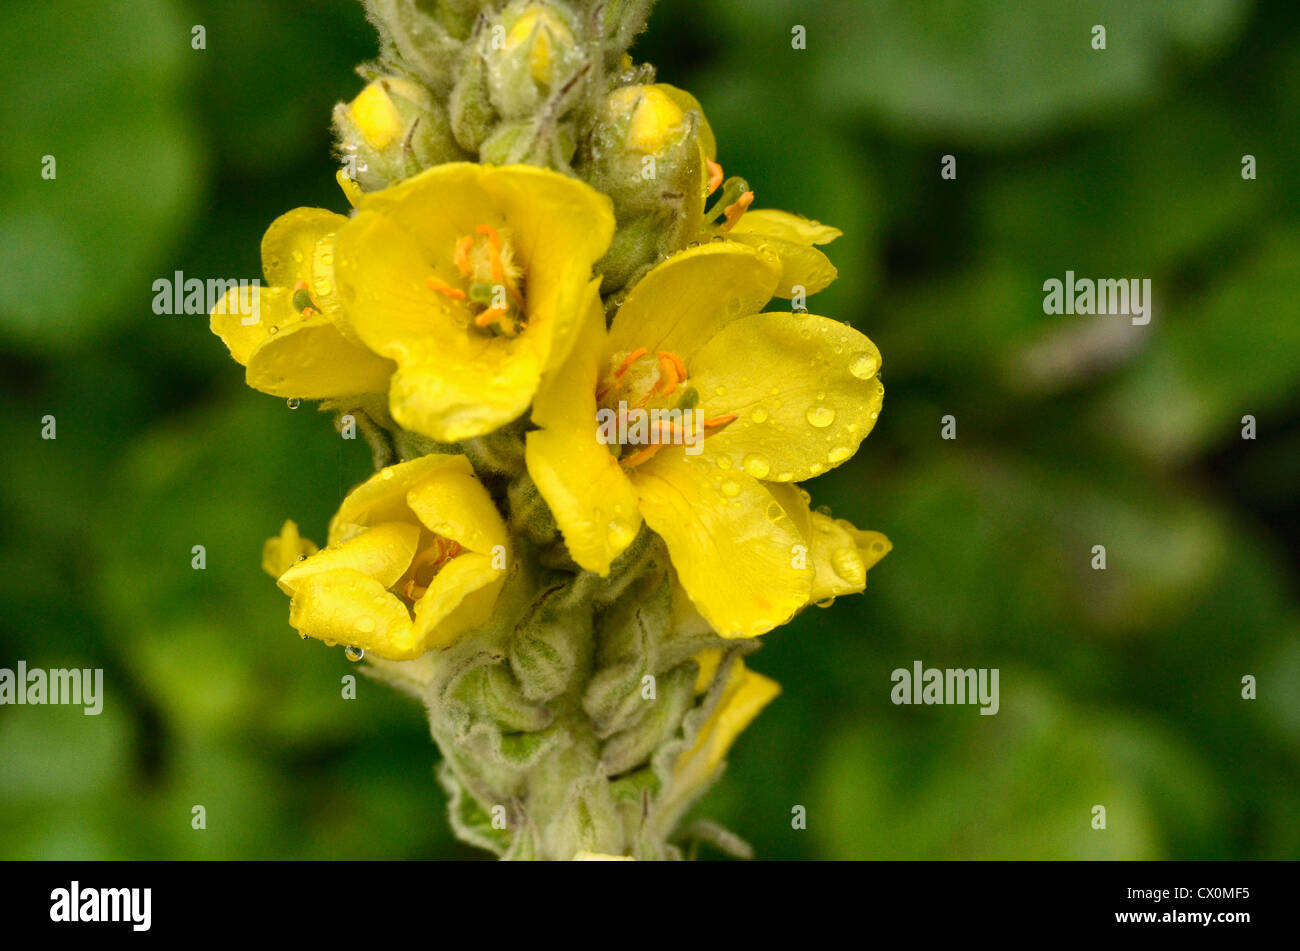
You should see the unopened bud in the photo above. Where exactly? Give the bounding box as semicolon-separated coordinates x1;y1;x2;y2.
333;77;467;191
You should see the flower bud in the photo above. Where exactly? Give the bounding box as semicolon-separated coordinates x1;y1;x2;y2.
332;77;468;191
485;1;586;120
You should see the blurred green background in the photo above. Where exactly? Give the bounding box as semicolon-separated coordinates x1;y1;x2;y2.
2;0;1298;859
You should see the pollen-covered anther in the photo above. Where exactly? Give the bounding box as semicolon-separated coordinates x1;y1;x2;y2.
426;275;467;300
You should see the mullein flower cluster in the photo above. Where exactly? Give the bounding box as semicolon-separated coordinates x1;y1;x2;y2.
210;0;888;860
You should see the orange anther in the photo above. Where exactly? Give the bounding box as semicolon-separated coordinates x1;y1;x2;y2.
404;579;427;601
720;190;754;233
475;305;509;328
656;351;683;395
301;306;316;318
426;275;467;300
614;347;648;380
293;280;310;293
475;224;503;251
454;235;475;276
703;413;738;432
706;160;724;195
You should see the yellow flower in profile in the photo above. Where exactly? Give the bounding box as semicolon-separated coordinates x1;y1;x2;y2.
525;242;885;637
672;658;780;792
210;206;395;399
271;454;508;660
333;162;615;442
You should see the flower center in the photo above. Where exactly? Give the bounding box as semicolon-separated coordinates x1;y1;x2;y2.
595;348;736;468
426;223;527;338
401;537;463;601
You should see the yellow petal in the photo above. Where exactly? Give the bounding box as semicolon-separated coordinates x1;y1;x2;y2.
606;243;781;365
261;207;348;288
277;521;421;595
287;568;417;659
527;282;641;574
409;551;503;649
674;659;780;785
386;346;543;443
210;284;279;367
690;312;884;482
336;169;362;208
261;520;318;579
329;454;478;544
729;232;838;298
691;647;723;694
766;484;892;602
245;312;395;400
729;209;842;246
405;465;509;555
631;453;811;637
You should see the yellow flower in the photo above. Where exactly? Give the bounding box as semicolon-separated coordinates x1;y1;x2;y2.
726;208;842;299
210;206;396;400
672;658;780;791
271;454;508;660
333;162;615;442
525;242;885;637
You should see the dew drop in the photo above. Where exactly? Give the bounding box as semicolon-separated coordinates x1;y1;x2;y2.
287;398;301;410
716;455;732;470
806;405;835;428
344;645;365;662
355;616;376;634
720;480;740;498
808;462;825;475
776;471;793;481
814;597;836;609
743;453;771;479
828;445;852;464
268;325;279;335
849;352;878;380
291;250;305;264
750;407;769;423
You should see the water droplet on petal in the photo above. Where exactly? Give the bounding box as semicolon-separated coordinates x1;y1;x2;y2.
355;616;375;634
268;325;279;335
716;456;732;470
750;408;769;423
814;597;836;609
287;398;301;410
345;645;365;662
828;445;852;464
720;480;740;498
849;352;878;379
291;250;305;263
743;453;770;479
806;405;835;428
